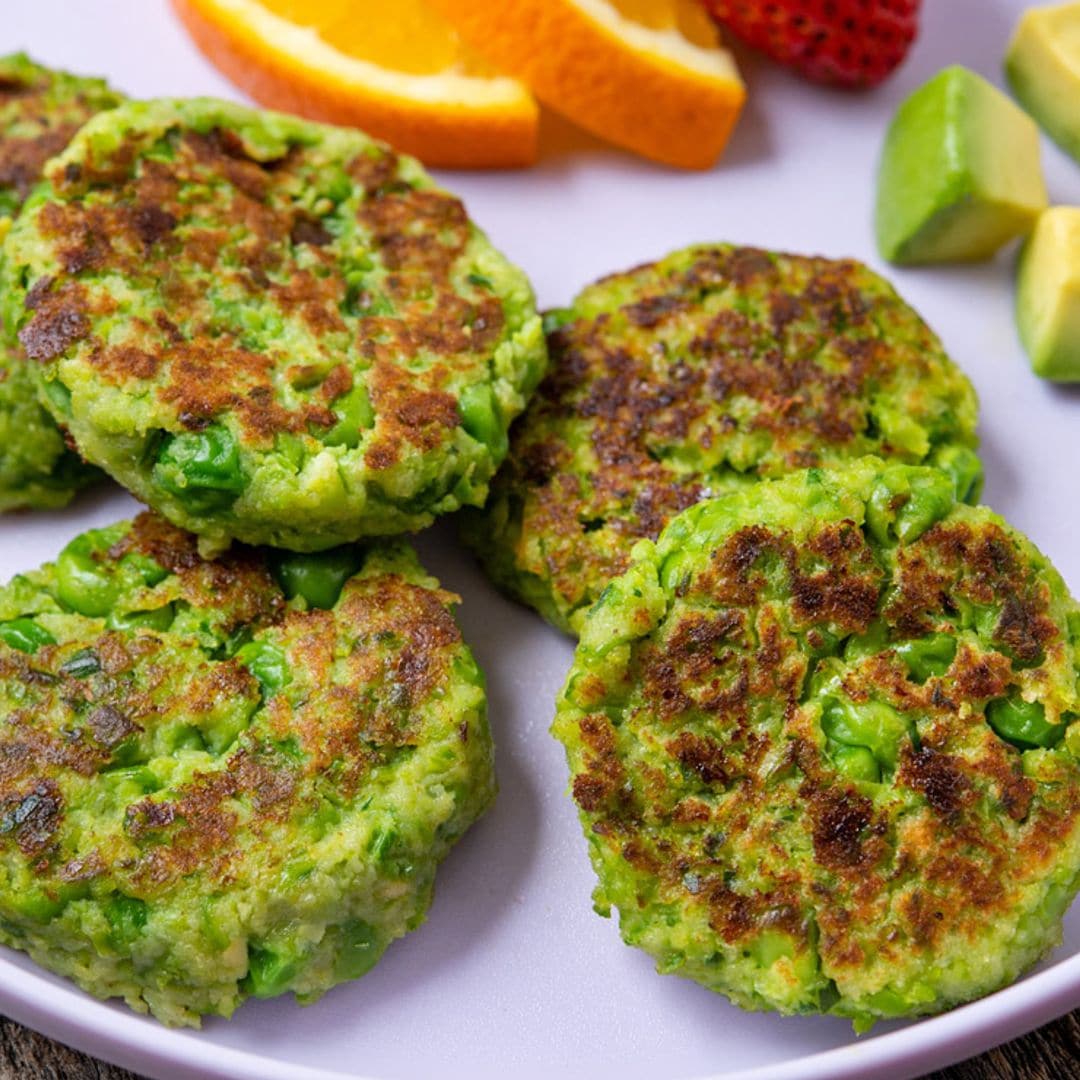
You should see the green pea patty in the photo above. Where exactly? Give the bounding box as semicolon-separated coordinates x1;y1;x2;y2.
0;97;546;550
464;245;981;635
0;513;493;1025
554;458;1080;1028
0;54;121;511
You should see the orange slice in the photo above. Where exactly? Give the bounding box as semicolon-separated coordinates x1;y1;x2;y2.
428;0;745;169
171;0;539;168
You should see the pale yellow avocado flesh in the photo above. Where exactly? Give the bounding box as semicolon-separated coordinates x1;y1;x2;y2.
876;66;1047;264
1007;3;1080;165
1017;207;1080;381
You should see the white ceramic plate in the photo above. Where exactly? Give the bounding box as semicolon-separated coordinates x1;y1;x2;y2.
1;2;1078;1078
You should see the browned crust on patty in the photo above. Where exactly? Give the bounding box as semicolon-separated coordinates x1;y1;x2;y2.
477;244;977;629
16;118;505;466
563;504;1080;986
0;512;467;897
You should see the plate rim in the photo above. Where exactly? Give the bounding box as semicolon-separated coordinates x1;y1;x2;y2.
0;941;1077;1080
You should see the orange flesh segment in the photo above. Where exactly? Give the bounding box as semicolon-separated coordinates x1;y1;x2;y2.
259;0;461;74
610;0;720;45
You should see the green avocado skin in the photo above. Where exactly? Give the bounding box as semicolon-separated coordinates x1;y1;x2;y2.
463;244;981;637
0;53;122;511
554;458;1080;1029
0;513;493;1026
1;97;546;551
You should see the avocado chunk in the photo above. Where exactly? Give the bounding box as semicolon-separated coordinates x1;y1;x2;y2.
1016;206;1080;381
1006;3;1080;165
876;66;1047;264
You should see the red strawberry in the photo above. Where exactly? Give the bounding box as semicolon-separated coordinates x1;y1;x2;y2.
702;0;921;89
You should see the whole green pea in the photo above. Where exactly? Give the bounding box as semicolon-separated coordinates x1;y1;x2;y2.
895;633;957;682
866;467;954;545
866;470;906;545
831;743;881;783
154;424;245;512
122;552;169;588
268;547;363;609
199;897;231;951
933;445;984;504
103;894;148;949
803;625;841;659
56;532;118;617
107;604;176;633
40;378;73;418
895;470;954;543
458;383;507;458
102;766;161;795
986;692;1066;749
844;621;889;661
244;943;302;998
821;695;914;770
334;919;380;980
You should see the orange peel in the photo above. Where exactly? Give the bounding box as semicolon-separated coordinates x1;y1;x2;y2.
428;0;745;169
171;0;538;168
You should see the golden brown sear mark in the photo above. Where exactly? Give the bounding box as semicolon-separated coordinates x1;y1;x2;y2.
563;489;1080;992
481;244;976;629
0;61;116;209
119;569;464;891
0;124;80;204
808;785;883;872
886;521;1058;661
0;512;471;897
114;512;283;630
22;124;497;456
125;743;299;893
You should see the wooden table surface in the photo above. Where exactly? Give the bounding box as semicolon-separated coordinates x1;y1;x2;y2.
0;1007;1076;1080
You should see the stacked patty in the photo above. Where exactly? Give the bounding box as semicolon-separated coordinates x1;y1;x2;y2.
475;246;1079;1024
1;97;545;551
0;514;492;1025
0;72;524;1023
554;459;1080;1026
464;245;981;635
0;54;121;510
